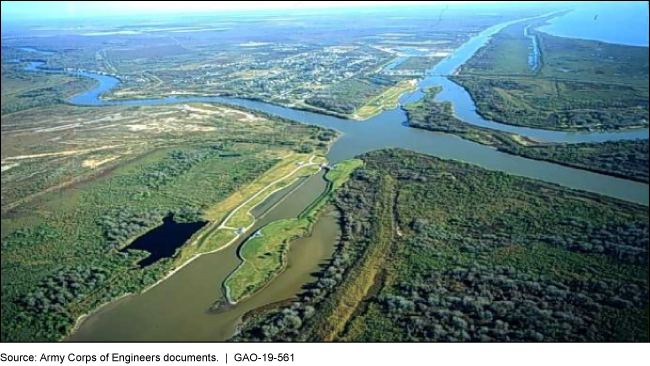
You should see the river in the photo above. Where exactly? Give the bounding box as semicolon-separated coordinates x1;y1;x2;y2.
16;12;649;341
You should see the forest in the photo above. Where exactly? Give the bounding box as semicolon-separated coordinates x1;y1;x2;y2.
234;149;648;342
500;139;649;183
1;147;274;341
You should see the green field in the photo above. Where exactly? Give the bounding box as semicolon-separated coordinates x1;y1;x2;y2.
460;20;540;76
235;149;649;342
1;64;96;115
176;154;327;264
180;153;327;261
224;219;309;304
455;19;649;131
224;159;363;304
353;79;417;120
224;157;324;229
393;56;443;72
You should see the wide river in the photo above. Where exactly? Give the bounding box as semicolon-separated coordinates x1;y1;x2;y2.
19;12;648;341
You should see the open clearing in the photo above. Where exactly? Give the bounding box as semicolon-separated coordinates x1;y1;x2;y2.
353;79;417;120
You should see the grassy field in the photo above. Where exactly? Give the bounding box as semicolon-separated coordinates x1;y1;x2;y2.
224;158;324;229
353;79;417;120
224;219;309;303
393;56;443;72
235;149;648;342
223;159;363;304
460;21;538;76
456;18;649;131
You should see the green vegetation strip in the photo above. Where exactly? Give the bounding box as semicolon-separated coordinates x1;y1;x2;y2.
313;174;396;341
175;154;325;264
224;159;363;304
353;79;417;120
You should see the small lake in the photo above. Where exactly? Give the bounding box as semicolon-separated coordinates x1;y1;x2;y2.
120;217;207;267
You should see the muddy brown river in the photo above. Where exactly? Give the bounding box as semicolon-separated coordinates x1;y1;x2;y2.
68;174;338;341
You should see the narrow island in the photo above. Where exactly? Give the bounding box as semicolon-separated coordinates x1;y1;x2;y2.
224;159;364;304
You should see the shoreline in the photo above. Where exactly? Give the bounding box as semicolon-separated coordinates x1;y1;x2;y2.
223;186;334;305
221;172;327;309
65;136;339;341
223;205;341;310
222;158;359;306
411;123;649;186
65;292;133;341
67;173;329;342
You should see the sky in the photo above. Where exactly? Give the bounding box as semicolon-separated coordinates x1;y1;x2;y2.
1;1;519;20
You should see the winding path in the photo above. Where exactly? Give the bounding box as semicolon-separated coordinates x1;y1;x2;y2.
217;155;320;232
186;154;322;257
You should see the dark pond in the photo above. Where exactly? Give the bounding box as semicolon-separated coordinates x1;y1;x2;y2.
120;217;207;267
